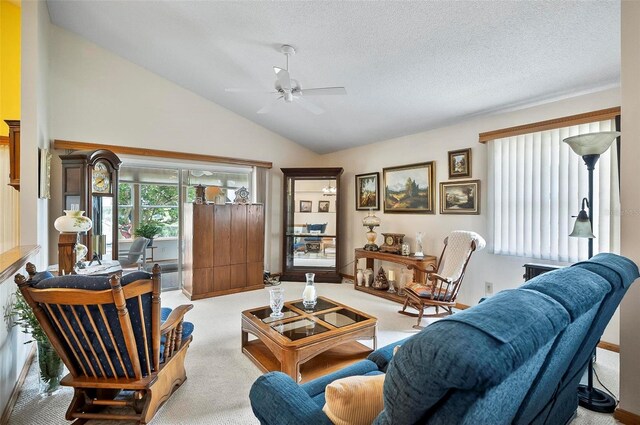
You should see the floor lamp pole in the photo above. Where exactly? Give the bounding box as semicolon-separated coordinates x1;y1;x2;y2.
577;153;616;413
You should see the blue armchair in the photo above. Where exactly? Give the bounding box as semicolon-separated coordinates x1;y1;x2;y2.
250;253;638;425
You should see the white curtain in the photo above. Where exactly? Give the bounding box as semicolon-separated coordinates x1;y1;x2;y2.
0;144;20;253
488;119;619;262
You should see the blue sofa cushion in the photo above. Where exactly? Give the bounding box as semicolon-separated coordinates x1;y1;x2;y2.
521;267;610;320
572;252;640;289
376;288;570;425
442;288;568;344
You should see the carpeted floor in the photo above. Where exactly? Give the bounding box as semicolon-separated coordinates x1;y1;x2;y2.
8;281;621;424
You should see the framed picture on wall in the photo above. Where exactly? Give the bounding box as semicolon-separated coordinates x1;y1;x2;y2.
383;162;435;214
448;148;471;179
38;148;52;199
439;180;480;214
299;200;312;212
318;200;330;212
355;172;380;210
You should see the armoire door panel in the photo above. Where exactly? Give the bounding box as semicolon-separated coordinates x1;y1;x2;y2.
213;266;231;292
230;263;247;289
213;205;231;266
230;205;247;265
192;204;214;269
247;204;265;263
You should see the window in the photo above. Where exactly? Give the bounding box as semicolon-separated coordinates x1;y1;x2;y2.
140;184;179;237
487;119;619;262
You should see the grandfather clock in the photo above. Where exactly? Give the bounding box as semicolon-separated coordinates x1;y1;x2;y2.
60;149;121;261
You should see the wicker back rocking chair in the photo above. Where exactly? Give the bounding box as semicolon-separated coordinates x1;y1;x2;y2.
14;263;193;424
399;231;485;329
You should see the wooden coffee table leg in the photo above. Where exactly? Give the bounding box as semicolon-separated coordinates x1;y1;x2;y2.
282;349;300;382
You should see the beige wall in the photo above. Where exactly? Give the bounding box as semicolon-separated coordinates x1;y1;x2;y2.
1;0;50;416
321;88;622;343
46;24;321;272
619;0;640;417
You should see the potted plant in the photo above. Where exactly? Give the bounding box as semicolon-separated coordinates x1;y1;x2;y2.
134;221;163;246
4;290;64;395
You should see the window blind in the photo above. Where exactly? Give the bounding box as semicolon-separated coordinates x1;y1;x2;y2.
487;119;619;262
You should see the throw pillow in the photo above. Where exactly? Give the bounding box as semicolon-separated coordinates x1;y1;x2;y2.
323;374;385;425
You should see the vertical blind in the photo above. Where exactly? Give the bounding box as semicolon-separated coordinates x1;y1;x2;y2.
0;144;20;253
487;119;619;262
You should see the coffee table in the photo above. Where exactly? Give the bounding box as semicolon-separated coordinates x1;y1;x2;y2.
241;296;377;383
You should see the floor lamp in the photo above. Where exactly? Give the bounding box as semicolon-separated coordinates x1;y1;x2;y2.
564;131;620;413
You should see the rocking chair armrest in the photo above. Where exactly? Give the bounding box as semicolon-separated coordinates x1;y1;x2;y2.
160;304;193;333
427;272;451;284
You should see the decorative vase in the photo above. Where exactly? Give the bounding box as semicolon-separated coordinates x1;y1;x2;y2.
269;287;285;318
364;268;373;288
302;273;317;311
53;210;92;233
356;269;364;286
37;339;64;396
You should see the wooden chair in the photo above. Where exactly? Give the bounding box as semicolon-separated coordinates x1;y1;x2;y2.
14;263;193;424
399;231;485;329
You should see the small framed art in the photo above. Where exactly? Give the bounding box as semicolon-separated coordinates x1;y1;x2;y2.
355;172;380;210
318;200;330;212
299;200;312;212
448;148;471;179
439;180;480;214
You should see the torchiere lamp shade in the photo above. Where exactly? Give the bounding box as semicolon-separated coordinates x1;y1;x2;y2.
563;131;620;156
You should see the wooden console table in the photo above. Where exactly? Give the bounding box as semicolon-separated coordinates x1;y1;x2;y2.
354;248;437;304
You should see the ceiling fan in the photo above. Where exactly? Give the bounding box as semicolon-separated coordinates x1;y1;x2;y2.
225;45;347;115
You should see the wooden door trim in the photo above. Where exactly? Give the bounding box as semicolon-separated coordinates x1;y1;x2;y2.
53;139;273;169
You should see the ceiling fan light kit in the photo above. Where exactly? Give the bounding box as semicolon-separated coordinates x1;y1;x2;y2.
226;44;346;115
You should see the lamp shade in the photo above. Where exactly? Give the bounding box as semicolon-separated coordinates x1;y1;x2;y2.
362;209;381;228
569;210;595;239
54;210;92;233
563;131;620;156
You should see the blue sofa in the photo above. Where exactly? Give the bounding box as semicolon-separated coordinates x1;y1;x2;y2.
250;253;638;424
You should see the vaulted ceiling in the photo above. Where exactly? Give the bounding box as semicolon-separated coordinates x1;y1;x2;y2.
47;1;620;154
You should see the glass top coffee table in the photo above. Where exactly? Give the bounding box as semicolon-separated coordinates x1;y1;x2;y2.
241;296;377;383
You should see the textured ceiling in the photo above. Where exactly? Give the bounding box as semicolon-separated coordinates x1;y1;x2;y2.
47;1;620;154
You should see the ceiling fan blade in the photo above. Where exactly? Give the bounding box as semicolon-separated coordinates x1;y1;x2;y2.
301;87;347;96
225;88;274;93
274;67;292;91
293;96;324;115
257;96;283;114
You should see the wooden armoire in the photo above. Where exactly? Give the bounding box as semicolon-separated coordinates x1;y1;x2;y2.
183;203;264;300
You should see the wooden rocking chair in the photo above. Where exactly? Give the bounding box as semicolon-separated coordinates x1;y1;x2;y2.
14;263;193;424
399;231;485;329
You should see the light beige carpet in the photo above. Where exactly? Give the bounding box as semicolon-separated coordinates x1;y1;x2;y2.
8;281;621;424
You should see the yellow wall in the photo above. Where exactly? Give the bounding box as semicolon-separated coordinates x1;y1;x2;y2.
0;0;21;136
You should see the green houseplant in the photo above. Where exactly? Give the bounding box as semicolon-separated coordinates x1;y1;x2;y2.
5;290;64;395
134;221;163;246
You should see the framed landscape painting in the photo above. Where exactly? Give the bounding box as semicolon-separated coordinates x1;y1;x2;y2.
448;148;471;179
383;162;435;214
355;172;380;210
439;180;480;214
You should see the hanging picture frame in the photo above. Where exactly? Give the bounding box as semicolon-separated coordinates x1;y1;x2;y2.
383;162;435;214
355;172;380;210
439;180;480;214
38;148;52;199
448;148;471;179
